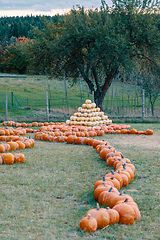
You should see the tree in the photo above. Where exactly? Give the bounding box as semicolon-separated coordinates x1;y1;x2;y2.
1;42;28;74
136;65;160;116
29;0;160;108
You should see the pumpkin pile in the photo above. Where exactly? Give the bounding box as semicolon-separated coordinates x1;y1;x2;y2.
66;99;112;127
0;127;35;164
0;135;35;153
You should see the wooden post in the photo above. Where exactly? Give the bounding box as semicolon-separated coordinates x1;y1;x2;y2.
79;77;83;105
92;91;94;103
49;98;51;113
46;92;49;122
11;92;13;107
64;73;69;114
142;88;145;121
5;93;8;121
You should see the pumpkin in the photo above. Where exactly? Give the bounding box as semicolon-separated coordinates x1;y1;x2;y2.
105;177;121;190
105;170;123;188
107;193;134;208
115;198;141;221
66;135;77;144
13;153;25;163
116;169;131;184
99;147;113;161
94;183;119;201
0;155;3;164
98;189;119;206
94;176;114;190
113;203;135;225
0;129;5;135
145;129;154;135
106;207;120;225
1;143;11;151
1;153;14;164
120;129;128;134
23;140;31;148
80;214;97;232
129;129;137;134
116;164;134;181
87;138;96;146
0;144;5;153
7;142;19;151
107;156;122;167
85;99;92;104
85;203;110;229
106;151;123;160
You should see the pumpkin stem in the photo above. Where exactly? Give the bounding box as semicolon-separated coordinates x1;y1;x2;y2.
97;203;100;210
109;187;113;192
122;164;126;169
124;198;129;202
87;213;91;219
111;170;114;175
103;176;106;182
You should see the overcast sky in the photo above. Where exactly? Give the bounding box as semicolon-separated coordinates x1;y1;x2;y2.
0;0;113;17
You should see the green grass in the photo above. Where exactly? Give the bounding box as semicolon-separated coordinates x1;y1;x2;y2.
1;75;159;122
0;123;160;239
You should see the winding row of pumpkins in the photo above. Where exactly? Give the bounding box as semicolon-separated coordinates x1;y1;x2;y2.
34;126;141;230
79;138;141;232
66;99;112;127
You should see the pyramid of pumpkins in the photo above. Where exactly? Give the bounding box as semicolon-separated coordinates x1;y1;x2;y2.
66;99;112;127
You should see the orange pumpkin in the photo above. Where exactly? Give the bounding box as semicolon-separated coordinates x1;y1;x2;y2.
85;203;109;229
80;214;97;232
1;153;14;164
13;153;25;163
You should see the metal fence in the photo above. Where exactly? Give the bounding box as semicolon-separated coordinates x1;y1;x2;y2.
1;79;160;122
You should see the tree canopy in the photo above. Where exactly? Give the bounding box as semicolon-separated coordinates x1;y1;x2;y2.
28;0;159;108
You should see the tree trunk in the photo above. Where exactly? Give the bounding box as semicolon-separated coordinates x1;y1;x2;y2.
94;72;116;110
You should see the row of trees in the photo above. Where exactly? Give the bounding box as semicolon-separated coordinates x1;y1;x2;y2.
0;15;62;46
0;0;160;109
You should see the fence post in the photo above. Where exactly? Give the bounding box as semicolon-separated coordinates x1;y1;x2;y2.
79;77;83;105
49;99;51;113
92;91;94;103
64;73;69;114
5;93;8;121
46;92;49;122
142;88;145;121
11;92;13;107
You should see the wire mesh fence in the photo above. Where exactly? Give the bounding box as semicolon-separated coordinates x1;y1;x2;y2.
1;78;160;122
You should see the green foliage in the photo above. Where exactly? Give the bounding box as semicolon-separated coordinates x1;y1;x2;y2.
0;43;28;74
28;0;160;108
0;15;63;47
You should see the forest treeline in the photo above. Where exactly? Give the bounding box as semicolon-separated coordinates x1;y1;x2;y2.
0;15;62;46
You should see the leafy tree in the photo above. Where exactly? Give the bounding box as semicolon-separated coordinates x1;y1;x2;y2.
1;42;28;74
30;0;159;108
137;64;160;116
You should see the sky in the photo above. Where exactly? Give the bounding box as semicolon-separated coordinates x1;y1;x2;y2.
0;0;113;17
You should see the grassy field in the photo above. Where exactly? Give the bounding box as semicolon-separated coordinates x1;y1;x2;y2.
0;123;160;240
1;74;159;122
